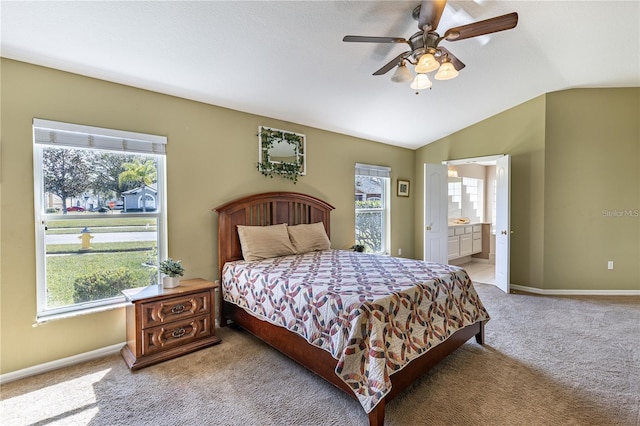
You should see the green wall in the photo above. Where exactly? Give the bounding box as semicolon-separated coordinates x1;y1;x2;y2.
414;96;547;288
0;59;415;374
1;57;638;376
544;88;639;290
414;88;640;292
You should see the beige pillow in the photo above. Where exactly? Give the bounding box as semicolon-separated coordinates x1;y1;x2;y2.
287;222;331;254
237;224;296;261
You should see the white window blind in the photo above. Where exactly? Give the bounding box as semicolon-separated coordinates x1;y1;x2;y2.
33;119;166;155
355;163;391;178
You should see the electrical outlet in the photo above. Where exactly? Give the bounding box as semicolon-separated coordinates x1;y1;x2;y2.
607;261;614;270
398;248;402;256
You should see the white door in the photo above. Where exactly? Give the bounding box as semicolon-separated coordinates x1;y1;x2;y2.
495;155;511;293
424;163;448;264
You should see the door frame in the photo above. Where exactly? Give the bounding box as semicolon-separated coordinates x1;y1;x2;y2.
431;154;511;293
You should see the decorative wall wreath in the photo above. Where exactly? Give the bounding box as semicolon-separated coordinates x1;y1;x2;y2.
257;126;306;183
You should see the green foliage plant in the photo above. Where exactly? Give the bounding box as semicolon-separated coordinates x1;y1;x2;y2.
355;200;382;209
144;246;158;266
118;159;157;187
72;267;134;303
355;199;383;253
159;258;185;277
355;210;383;253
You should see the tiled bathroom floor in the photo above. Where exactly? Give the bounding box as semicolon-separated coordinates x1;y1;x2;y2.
460;261;496;285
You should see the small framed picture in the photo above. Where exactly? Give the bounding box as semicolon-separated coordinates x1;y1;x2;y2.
397;179;410;197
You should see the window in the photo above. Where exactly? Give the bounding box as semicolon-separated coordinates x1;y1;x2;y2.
461;177;484;223
448;178;462;216
33;119;167;321
355;163;390;254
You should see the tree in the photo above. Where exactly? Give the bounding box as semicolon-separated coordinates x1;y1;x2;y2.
89;152;138;205
43;147;92;213
355;209;383;252
118;159;158;212
119;159;157;187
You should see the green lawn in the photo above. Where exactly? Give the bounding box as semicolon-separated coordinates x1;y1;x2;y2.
46;250;157;307
46;241;156;254
44;216;159;307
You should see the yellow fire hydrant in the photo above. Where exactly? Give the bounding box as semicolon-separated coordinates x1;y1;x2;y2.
79;227;94;250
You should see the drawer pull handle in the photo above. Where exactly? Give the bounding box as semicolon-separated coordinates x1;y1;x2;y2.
172;327;185;338
171;304;185;314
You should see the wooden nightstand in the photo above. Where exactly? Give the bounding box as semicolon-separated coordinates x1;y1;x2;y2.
120;278;221;370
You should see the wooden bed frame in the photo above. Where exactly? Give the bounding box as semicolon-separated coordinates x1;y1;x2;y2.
214;191;485;426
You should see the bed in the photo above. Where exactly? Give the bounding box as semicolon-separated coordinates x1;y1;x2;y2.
214;191;489;425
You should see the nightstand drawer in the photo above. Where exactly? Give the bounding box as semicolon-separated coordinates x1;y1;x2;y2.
142;313;212;356
141;291;210;329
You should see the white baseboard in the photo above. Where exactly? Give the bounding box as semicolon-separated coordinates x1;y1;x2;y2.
2;283;638;384
0;342;124;385
510;284;640;296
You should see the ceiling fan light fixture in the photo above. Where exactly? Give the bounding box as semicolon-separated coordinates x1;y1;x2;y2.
415;53;440;73
410;73;432;90
343;4;518;88
434;60;459;80
390;62;413;83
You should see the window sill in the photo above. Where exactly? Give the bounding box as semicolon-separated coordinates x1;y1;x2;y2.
34;301;129;325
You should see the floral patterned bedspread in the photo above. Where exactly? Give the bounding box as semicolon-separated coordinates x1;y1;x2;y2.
222;250;490;413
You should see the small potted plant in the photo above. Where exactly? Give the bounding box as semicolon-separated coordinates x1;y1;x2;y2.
159;257;185;288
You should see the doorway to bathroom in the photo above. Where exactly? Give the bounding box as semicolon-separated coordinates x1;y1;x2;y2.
424;155;510;293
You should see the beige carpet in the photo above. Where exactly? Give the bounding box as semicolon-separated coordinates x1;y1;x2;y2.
2;284;639;425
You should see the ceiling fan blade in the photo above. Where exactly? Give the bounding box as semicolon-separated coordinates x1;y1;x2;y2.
444;12;518;41
343;35;408;44
437;47;465;71
417;0;447;31
373;51;411;75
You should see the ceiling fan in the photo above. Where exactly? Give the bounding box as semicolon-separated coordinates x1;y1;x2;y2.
343;0;518;91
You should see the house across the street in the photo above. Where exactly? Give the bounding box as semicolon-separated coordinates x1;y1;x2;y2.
121;184;157;212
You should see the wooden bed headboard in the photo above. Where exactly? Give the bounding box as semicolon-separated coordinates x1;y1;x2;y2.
213;191;335;277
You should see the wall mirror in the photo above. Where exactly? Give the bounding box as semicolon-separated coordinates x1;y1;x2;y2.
257;126;306;182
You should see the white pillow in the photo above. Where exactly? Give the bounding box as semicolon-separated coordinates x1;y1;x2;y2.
287;222;331;254
237;224;296;261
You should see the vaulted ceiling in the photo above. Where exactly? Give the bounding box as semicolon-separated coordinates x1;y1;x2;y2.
2;1;638;149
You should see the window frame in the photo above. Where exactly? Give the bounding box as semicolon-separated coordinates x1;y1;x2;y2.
354;163;391;255
33;119;168;321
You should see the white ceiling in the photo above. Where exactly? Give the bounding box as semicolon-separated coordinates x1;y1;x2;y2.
2;1;639;150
